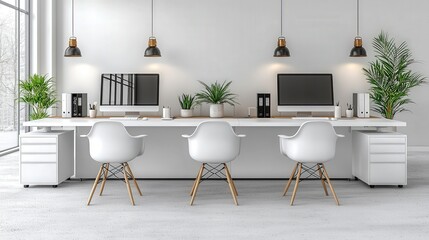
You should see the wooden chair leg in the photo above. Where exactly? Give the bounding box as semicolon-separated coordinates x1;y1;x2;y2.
87;164;104;205
321;163;340;206
224;164;239;206
99;163;109;196
123;163;135;206
317;164;329;196
125;163;142;196
283;163;298;196
290;163;302;206
190;163;205;205
224;164;238;196
190;165;204;196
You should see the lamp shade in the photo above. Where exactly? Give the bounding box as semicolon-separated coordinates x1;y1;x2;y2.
350;37;367;57
273;37;290;57
144;37;161;57
64;37;82;57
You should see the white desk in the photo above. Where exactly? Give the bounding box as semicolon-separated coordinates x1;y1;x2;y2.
24;117;406;179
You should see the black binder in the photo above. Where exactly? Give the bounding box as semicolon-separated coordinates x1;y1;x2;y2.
264;93;271;118
257;93;265;118
71;93;87;117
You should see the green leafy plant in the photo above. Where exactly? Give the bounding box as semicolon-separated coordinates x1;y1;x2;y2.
363;32;425;119
178;94;196;110
19;74;57;120
195;80;238;105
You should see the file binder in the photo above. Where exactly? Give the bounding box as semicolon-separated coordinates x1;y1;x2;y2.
61;93;71;118
71;93;87;117
257;93;265;118
264;93;271;118
353;93;370;118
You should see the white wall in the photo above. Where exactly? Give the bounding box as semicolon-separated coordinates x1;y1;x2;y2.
49;0;429;146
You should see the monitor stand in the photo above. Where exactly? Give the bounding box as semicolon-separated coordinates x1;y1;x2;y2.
296;112;312;117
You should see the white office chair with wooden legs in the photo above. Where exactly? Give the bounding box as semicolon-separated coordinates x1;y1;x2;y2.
279;121;344;206
80;121;146;206
182;121;245;206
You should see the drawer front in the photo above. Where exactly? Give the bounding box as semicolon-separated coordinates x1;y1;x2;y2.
21;163;57;184
370;154;406;163
21;137;56;144
370;137;406;144
21;154;56;163
369;163;406;185
370;144;406;153
20;144;57;153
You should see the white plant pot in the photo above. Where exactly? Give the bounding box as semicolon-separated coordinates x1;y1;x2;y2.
210;104;224;118
346;109;353;118
180;109;193;118
334;106;342;119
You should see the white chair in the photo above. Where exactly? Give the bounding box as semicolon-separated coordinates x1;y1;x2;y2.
279;121;344;205
80;121;146;206
182;121;246;205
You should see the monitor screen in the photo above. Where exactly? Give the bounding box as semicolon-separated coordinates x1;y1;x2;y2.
100;74;159;106
277;74;334;106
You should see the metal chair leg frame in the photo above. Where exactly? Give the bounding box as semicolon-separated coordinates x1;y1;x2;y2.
190;163;205;205
125;163;142;196
317;164;329;196
321;163;340;205
283;163;298;196
290;163;303;206
87;164;104;205
123;163;135;206
99;164;109;196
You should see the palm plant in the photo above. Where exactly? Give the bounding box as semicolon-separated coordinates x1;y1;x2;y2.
195;80;238;105
178;94;196;110
20;74;57;120
363;32;425;119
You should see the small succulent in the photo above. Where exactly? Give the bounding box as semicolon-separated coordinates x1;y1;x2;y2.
178;94;196;110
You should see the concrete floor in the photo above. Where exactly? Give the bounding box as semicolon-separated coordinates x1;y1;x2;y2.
1;152;429;240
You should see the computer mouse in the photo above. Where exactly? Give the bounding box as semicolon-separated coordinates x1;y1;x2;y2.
141;117;148;121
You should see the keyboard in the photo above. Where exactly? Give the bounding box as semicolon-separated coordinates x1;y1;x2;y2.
109;116;140;120
291;117;330;120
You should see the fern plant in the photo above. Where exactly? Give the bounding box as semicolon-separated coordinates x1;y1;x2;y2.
363;32;425;119
19;74;57;120
195;80;238;105
178;94;196;110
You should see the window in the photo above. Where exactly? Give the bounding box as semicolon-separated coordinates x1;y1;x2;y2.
0;0;29;153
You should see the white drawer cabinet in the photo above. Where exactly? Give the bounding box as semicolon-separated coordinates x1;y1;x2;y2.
20;130;74;188
352;131;407;188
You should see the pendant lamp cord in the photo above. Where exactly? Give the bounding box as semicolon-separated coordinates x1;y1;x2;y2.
151;0;154;37
357;0;360;36
72;0;75;37
280;0;283;36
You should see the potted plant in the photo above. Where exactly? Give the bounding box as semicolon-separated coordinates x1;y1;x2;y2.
178;94;196;118
19;74;57;120
346;103;353;118
363;32;425;119
195;80;238;118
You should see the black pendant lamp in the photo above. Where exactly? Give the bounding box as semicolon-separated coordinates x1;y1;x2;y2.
274;0;290;57
350;0;367;57
144;0;161;57
64;0;82;57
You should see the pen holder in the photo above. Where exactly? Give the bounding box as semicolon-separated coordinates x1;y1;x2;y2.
163;107;171;119
334;106;341;119
89;109;97;118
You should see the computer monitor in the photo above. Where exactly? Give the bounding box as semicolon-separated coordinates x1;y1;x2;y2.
100;74;159;116
277;74;334;115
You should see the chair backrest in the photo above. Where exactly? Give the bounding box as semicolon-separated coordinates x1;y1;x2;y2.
280;121;340;163
85;121;144;163
186;121;241;164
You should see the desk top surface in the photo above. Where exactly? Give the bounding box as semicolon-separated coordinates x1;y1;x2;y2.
23;117;406;127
